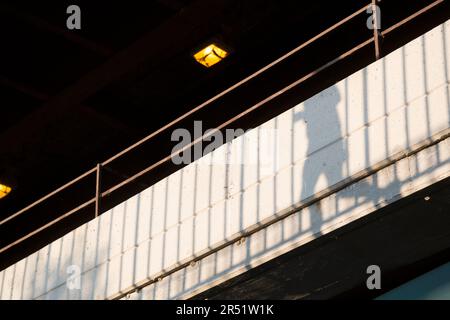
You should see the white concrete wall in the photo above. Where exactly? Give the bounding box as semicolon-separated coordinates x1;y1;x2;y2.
1;19;450;300
130;136;450;300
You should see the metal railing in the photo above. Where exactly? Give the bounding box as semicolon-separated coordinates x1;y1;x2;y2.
0;0;445;257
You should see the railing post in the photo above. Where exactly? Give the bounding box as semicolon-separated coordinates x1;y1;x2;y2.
95;163;102;218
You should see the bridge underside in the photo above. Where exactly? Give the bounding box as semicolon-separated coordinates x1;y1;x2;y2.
192;177;450;300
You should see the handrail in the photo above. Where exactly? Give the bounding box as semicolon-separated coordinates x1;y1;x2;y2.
100;3;370;167
1;0;443;256
0;3;371;228
0;168;96;226
0;198;96;254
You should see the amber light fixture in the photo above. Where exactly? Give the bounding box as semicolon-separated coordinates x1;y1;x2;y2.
0;183;11;199
194;44;229;68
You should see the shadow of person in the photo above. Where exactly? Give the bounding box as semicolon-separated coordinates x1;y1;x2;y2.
294;85;346;235
295;85;345;201
293;84;402;238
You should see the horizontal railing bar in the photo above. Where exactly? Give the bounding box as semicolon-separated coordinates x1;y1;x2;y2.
0;168;97;227
0;198;96;254
381;0;444;36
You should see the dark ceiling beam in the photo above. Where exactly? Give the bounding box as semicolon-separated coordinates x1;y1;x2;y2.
0;75;134;134
0;0;233;157
77;106;137;135
157;0;185;12
0;76;50;101
0;3;113;57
